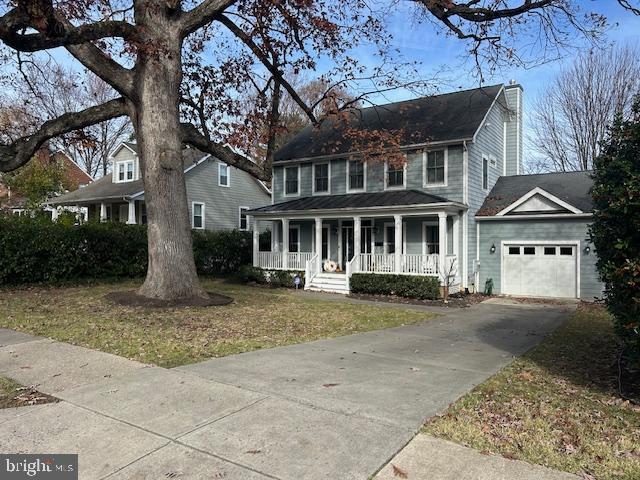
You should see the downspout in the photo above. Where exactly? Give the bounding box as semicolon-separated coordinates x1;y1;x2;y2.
462;140;469;291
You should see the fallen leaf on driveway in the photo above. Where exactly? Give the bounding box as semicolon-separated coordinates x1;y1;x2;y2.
246;449;262;454
322;383;339;388
392;464;408;478
409;367;420;372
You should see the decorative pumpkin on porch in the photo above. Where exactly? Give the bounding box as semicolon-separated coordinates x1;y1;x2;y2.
323;260;337;272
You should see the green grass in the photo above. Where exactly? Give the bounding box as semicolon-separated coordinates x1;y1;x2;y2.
0;278;432;368
423;304;640;480
0;377;57;409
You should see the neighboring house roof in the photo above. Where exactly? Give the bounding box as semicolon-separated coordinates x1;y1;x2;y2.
476;171;594;217
249;189;455;214
53;151;94;188
274;84;504;162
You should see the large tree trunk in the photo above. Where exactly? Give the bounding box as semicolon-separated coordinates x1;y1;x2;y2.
133;4;207;301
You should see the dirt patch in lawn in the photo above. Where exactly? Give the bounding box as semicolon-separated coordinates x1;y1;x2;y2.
0;377;58;409
423;303;640;480
348;292;487;308
105;290;233;308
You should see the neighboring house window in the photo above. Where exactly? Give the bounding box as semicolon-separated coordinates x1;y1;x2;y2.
313;163;329;194
424;150;446;186
289;225;300;252
284;166;299;195
218;163;230;187
385;161;405;189
348;160;365;191
116;161;135;182
239;207;249;231
482;155;489;190
192;202;205;229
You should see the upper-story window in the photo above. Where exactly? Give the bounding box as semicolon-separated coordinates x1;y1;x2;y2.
385;160;405;189
347;159;365;192
313;163;330;194
482;155;489;190
284;166;299;196
116;161;135;182
424;149;446;187
218;163;230;187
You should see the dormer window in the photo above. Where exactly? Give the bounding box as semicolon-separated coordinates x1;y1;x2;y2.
347;159;365;192
116;161;135;182
424;149;447;187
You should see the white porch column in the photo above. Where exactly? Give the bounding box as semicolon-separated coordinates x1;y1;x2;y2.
438;212;448;277
353;216;361;269
126;200;136;224
394;214;402;273
315;217;322;271
50;207;59;222
252;216;259;267
282;218;289;270
452;213;460;281
100;202;107;222
272;220;280;252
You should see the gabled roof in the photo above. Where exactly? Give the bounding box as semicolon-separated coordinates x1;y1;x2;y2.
249;189;454;215
476;171;593;217
274;84;504;162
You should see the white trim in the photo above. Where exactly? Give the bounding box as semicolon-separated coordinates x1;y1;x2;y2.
496;187;583;216
384;159;407;190
422;147;448;188
312;161;331;195
502;121;507;176
183;154;211;174
114;160;135;183
238;206;250;231
283;165;301;197
421;220;439;255
516;87;521;175
191;201;205;229
500;240;581;298
477;213;593;221
218;162;230;187
108;142;137;159
472;86;505;143
346;159;367;193
475;220;480;290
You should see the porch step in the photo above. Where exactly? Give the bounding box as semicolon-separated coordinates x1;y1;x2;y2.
306;272;349;295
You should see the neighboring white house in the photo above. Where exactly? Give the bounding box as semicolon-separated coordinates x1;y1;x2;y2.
50;142;271;231
247;83;604;299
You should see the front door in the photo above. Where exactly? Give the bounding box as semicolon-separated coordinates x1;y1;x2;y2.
341;225;354;268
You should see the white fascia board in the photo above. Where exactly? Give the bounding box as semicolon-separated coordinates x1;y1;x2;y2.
476;213;593;221
496;187;583;216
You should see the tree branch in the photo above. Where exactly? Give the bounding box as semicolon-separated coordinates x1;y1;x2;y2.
179;0;237;37
180;122;269;181
0;98;129;172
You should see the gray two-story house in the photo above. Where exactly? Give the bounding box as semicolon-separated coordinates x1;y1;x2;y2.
248;83;604;299
50;142;271;231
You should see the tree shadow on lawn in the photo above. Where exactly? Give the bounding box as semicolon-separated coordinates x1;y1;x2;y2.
105;290;233;308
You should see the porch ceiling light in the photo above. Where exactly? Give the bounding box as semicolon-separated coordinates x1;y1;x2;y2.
490;244;496;254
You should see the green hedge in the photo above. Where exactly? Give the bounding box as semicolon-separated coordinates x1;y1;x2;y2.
0;216;251;285
349;273;441;300
239;265;304;288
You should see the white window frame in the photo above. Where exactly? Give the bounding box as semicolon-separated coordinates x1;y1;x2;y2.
482;154;489;191
218;162;230;187
346;159;367;193
115;160;135;183
312;162;331;195
384;159;407;190
383;222;400;255
288;224;301;252
192;202;205;229
284;165;300;197
238;206;250;231
422;148;448;188
421;221;440;255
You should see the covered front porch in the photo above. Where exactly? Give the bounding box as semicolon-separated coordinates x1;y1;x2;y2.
250;208;464;288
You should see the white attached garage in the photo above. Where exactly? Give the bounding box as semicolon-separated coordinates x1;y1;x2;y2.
501;242;579;298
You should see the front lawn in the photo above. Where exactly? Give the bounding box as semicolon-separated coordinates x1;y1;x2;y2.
0;278;431;368
424;304;640;480
0;377;57;409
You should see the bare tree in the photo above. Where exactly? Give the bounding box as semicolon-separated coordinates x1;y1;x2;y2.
0;0;617;302
531;44;640;172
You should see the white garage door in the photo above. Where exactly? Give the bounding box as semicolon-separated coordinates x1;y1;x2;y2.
502;243;578;298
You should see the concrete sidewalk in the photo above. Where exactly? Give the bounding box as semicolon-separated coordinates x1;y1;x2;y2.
0;302;574;479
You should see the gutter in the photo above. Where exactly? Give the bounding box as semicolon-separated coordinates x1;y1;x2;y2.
476;213;593;221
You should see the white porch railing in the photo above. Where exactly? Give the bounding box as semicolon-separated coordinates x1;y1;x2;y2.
305;253;319;290
401;254;439;275
358;253;396;273
257;252;283;270
345;254;360;291
287;252;313;270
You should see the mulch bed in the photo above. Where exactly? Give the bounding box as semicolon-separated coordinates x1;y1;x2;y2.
105;290;233;308
347;292;487;308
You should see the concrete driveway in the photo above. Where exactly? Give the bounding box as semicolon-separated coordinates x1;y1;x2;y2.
0;301;571;479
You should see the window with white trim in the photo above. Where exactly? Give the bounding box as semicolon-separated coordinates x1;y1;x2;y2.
348;159;365;191
482;155;489;190
289;225;300;252
425;150;445;186
239;207;249;231
284;166;299;195
116;161;135;182
313;163;329;193
218;163;230;187
192;202;205;229
385;161;405;188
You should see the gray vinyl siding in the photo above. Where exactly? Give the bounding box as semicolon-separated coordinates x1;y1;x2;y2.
477;218;603;300
503;85;523;176
186;158;270;231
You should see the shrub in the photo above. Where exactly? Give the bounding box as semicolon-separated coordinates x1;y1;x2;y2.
238;266;304;289
0;216;251;285
350;273;441;300
590;98;640;364
239;265;267;284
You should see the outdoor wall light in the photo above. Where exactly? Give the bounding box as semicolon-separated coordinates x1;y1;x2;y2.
584;245;591;254
490;244;496;254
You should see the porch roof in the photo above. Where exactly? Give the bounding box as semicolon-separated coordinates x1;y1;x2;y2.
249;189;462;216
48;175;143;205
